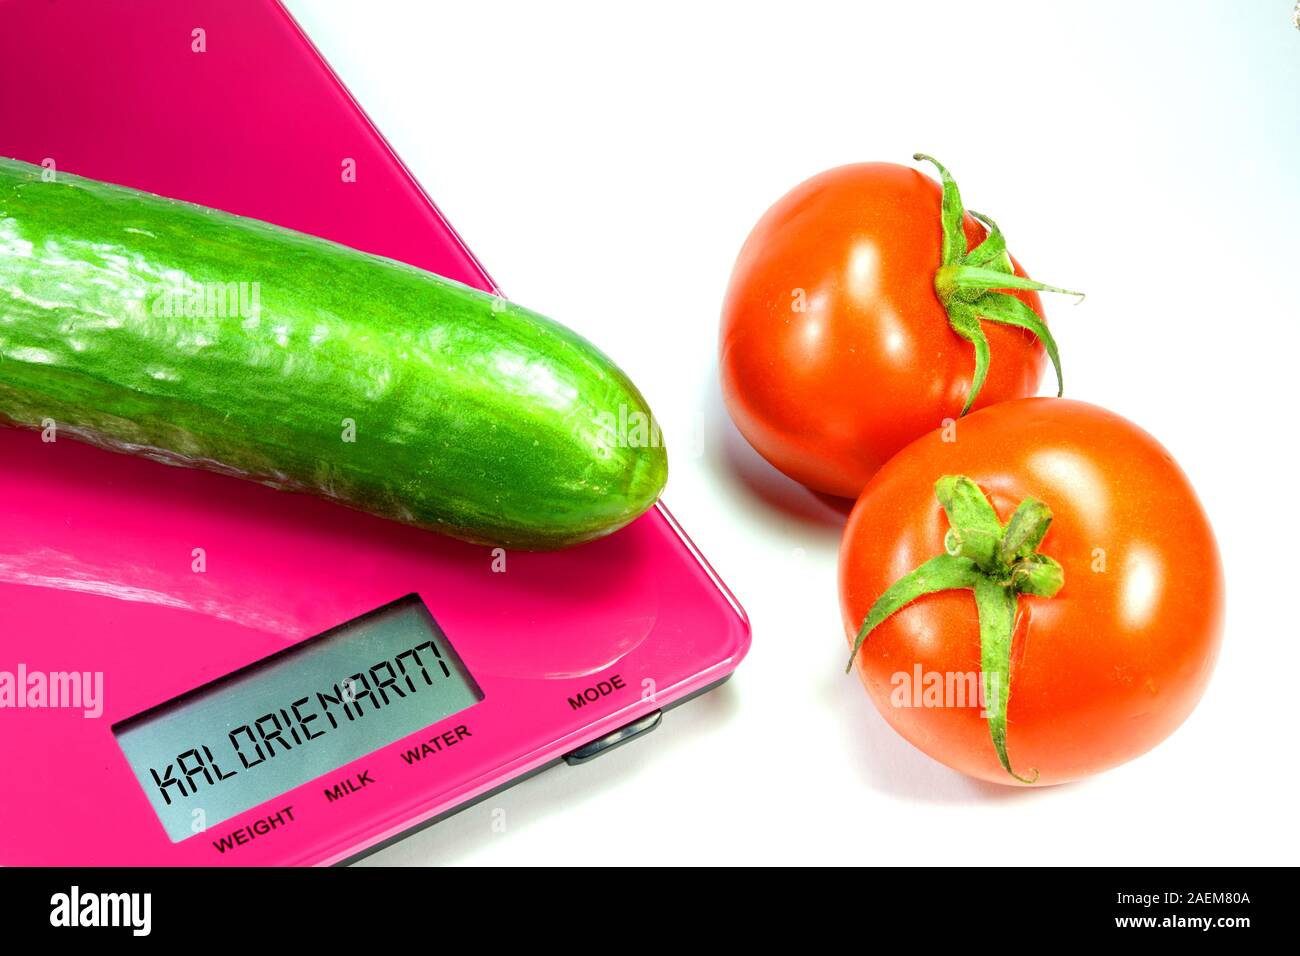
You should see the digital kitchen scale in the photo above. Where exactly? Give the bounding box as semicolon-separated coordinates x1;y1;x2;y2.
0;0;750;865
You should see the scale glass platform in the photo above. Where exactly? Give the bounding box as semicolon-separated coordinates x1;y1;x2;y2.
0;0;749;865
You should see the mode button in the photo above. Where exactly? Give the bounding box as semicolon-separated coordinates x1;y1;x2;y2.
563;710;662;766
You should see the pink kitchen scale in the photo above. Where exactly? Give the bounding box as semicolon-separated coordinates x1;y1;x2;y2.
0;0;750;864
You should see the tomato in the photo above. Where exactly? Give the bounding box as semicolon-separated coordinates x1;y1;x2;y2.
840;399;1223;785
720;158;1077;499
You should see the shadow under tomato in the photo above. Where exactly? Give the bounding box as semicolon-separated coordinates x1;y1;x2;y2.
702;375;852;538
825;666;1064;804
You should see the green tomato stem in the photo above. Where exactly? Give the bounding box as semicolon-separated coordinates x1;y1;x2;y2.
846;475;1065;782
914;154;1083;414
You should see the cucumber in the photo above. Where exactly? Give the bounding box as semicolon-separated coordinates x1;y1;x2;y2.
0;157;666;550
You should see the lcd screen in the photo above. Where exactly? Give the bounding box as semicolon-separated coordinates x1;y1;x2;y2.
113;595;482;842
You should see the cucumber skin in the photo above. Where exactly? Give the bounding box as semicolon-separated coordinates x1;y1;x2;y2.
0;157;666;550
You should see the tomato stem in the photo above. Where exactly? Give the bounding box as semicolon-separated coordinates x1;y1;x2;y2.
846;475;1064;782
914;154;1083;413
940;264;1085;302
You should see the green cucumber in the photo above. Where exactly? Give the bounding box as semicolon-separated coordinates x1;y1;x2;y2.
0;157;666;550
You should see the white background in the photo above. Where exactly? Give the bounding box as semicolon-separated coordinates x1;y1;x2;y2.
284;0;1300;865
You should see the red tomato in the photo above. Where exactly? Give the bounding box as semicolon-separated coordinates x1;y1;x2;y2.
720;161;1051;498
840;399;1223;785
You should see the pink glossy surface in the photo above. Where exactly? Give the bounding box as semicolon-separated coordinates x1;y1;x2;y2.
0;0;749;864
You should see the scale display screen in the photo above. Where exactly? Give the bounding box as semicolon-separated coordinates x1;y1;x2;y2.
113;595;482;842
